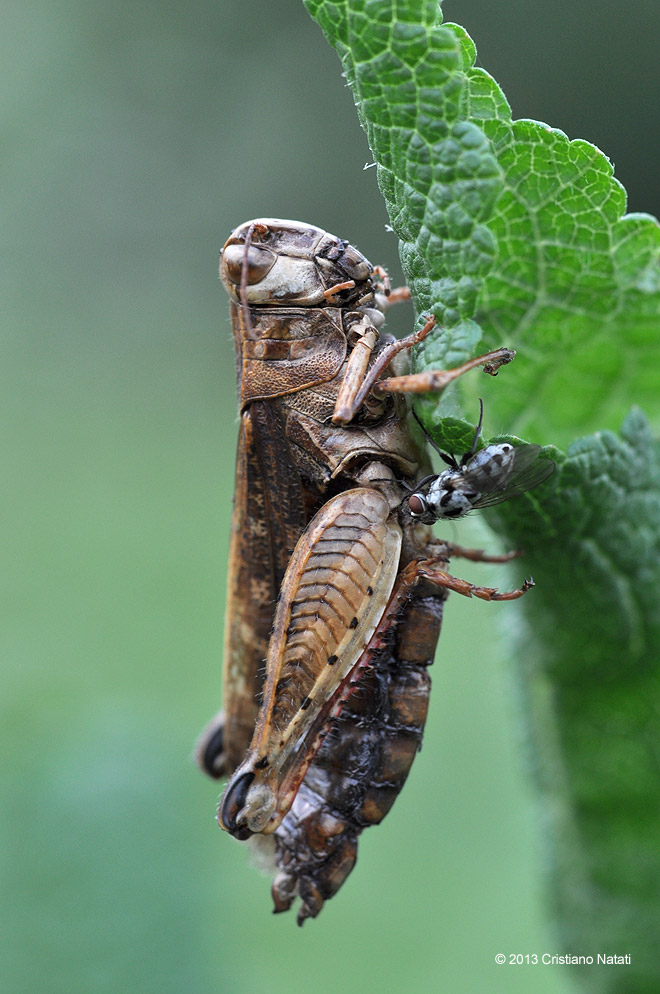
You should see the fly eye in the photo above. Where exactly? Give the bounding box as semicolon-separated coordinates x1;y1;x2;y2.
408;494;426;517
221;244;277;286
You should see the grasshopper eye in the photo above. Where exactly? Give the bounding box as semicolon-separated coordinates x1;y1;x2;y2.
408;493;427;517
222;244;277;286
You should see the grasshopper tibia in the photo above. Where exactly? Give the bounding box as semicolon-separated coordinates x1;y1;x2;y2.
375;346;516;396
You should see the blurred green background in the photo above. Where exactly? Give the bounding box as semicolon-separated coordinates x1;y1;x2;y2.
4;1;658;991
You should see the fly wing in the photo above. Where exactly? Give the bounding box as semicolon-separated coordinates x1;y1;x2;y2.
220;487;402;835
470;445;555;509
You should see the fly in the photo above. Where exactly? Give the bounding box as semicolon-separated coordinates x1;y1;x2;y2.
407;401;555;523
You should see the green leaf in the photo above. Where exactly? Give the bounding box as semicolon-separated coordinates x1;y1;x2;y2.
487;409;660;988
491;410;660;673
422;415;479;456
460;92;660;448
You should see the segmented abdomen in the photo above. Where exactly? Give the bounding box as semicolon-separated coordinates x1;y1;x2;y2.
271;584;445;924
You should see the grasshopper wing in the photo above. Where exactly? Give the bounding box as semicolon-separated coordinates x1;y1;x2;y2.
197;403;309;778
219;487;402;836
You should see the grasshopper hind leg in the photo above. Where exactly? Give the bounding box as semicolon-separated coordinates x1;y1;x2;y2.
195;709;229;780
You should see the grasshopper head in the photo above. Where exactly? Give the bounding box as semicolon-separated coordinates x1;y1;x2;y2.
220;219;374;307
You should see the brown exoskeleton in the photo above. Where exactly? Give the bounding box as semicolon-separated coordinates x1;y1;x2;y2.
196;219;553;923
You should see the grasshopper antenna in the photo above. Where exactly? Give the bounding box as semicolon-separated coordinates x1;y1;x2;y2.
239;221;256;337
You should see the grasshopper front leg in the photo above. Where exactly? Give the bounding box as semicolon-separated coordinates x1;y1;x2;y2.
415;560;534;600
332;311;515;424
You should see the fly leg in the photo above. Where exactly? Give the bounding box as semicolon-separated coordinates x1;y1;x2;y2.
386;286;412;305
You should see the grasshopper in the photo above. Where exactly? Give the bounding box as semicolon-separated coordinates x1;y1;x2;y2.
196;219;553;923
